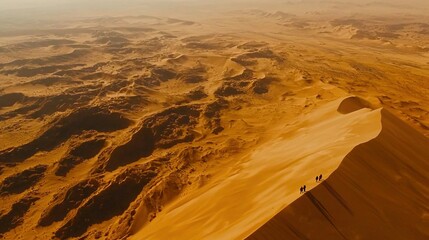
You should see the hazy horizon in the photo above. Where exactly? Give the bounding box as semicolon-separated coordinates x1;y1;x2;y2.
1;0;429;18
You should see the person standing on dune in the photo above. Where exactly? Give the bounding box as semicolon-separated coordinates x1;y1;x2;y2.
316;176;319;182
300;186;303;194
303;185;306;192
319;174;323;181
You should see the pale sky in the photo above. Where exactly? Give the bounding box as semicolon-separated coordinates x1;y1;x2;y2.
0;0;428;27
1;0;428;11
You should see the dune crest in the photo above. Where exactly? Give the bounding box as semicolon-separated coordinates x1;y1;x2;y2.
337;96;373;114
248;108;429;239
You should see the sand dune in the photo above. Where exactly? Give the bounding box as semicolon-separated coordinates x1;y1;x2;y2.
130;97;383;239
248;108;429;240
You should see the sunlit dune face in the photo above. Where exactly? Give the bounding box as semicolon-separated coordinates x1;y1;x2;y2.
0;1;428;240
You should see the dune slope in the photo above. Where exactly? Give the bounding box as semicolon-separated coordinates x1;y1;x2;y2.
248;109;429;240
130;97;384;239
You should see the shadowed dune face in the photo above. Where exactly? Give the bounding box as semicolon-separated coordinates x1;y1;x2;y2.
0;165;47;196
55;167;157;239
337;96;373;114
0;93;26;108
38;179;100;227
55;139;106;176
104;127;155;171
0;196;40;234
0;1;428;239
0;108;131;164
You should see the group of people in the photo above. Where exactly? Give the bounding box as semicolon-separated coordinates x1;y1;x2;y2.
299;174;323;194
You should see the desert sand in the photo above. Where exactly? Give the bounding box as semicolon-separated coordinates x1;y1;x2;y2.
0;1;428;239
